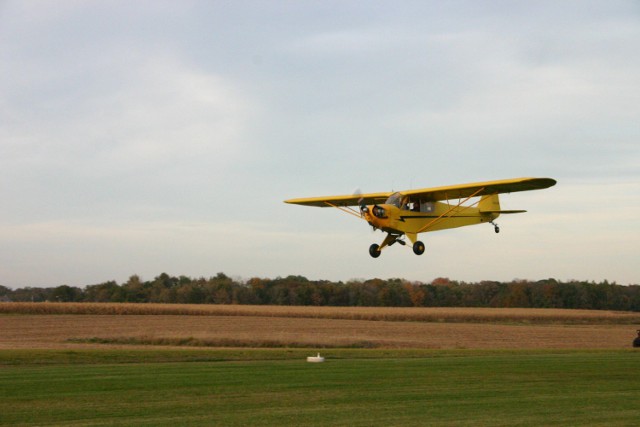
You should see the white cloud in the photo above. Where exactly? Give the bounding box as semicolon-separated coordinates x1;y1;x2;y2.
4;53;251;167
285;28;412;55
1;50;259;222
95;57;251;170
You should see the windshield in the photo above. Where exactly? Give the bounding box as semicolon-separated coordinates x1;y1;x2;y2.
385;192;406;208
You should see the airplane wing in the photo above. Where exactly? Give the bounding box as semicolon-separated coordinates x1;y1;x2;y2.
284;178;556;207
284;191;391;207
401;177;556;202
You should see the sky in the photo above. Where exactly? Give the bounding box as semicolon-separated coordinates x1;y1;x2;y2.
1;1;639;288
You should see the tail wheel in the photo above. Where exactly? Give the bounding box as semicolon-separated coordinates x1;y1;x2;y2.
413;241;425;255
369;243;381;258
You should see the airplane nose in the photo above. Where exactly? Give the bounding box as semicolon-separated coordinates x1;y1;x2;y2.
372;205;386;218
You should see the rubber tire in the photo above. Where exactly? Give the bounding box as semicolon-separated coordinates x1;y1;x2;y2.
369;243;381;258
495;226;500;234
413;241;425;255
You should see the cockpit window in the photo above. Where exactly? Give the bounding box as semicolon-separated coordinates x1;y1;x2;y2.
385;192;407;208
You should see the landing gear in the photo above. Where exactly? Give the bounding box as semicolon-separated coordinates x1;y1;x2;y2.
369;234;423;257
490;220;500;234
369;243;381;258
369;234;404;258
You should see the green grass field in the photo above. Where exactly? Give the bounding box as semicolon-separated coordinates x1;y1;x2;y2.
1;350;639;426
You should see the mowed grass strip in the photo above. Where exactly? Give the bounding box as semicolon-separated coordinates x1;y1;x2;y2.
1;351;639;426
3;302;640;324
0;348;608;366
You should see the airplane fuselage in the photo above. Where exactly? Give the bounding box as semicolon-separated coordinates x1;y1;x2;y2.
363;200;498;243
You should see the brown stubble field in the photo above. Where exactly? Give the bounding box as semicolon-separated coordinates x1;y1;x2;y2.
1;303;639;350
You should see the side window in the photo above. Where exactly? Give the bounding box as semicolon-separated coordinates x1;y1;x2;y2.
421;202;435;213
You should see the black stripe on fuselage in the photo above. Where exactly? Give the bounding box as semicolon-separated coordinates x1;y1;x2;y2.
399;215;478;222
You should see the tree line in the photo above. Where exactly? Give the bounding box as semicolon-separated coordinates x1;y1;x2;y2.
2;273;640;311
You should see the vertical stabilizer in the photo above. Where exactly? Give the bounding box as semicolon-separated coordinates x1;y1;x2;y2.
479;194;500;213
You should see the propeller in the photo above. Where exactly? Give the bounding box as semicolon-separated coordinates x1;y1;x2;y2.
353;188;368;215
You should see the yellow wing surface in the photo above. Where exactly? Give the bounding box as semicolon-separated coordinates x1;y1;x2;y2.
401;177;556;202
284;192;391;207
284;177;556;206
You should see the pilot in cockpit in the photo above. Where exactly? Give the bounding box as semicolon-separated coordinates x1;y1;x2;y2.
400;196;410;210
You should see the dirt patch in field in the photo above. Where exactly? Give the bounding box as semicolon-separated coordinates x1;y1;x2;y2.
1;314;637;350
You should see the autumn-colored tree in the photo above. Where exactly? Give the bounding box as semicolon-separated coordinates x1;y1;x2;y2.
3;274;639;311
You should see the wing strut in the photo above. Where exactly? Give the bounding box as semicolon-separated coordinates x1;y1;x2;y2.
417;187;487;233
323;201;363;219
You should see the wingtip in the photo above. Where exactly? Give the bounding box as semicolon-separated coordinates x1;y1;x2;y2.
540;177;557;188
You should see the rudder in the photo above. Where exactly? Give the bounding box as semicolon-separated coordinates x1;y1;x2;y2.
479;194;500;213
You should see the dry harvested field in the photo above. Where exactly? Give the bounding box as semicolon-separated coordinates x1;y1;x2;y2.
1;303;639;350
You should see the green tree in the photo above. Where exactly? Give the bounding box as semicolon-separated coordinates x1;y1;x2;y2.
51;285;81;302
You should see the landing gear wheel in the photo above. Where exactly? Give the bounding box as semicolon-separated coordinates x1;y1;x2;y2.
494;225;500;234
413;241;425;255
369;243;381;258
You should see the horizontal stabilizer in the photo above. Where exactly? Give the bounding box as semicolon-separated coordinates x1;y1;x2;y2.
482;210;527;214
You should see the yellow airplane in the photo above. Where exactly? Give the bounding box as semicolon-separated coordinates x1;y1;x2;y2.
285;177;556;258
